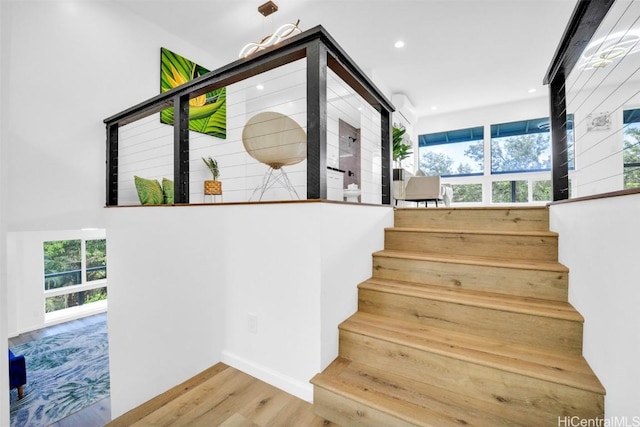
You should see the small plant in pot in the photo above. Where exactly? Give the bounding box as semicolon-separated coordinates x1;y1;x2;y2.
202;156;222;195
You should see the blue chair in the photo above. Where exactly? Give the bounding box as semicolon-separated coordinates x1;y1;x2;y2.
8;349;26;399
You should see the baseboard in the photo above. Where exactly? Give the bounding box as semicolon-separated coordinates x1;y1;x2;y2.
220;350;314;402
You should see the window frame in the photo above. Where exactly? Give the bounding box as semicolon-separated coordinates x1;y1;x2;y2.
43;232;107;317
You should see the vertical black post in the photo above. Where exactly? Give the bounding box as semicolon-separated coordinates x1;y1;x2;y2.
550;73;569;201
106;123;119;206
306;40;328;200
174;94;190;204
381;109;391;205
510;180;517;202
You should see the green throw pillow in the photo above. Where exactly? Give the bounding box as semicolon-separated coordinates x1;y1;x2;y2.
162;178;174;204
134;176;164;205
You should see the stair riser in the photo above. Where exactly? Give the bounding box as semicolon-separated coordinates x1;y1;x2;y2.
394;208;550;232
372;255;568;301
358;289;583;355
339;330;604;424
313;361;530;427
385;230;558;261
314;386;419;427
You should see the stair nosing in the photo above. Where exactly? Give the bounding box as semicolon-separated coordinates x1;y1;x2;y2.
339;312;605;395
386;227;559;238
373;249;569;272
358;278;583;322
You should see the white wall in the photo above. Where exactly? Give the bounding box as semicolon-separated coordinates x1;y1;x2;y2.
550;193;640;418
1;0;10;421
0;0;223;360
0;3;230;423
6;229;106;336
3;0;221;232
392;93;417;172
106;202;392;417
319;203;390;367
417;96;550;136
566;81;640;197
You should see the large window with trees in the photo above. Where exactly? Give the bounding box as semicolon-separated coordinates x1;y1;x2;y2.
623;109;640;189
44;238;107;313
418;116;574;204
418;126;484;177
490;116;574;174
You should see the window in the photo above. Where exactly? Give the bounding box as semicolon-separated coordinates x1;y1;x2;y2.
44;238;107;313
418;126;484;177
490;116;574;174
452;183;483;203
492;180;528;203
532;180;552;202
623;109;640;189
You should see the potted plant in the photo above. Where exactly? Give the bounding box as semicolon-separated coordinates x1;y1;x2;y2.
392;125;412;180
202;156;222;195
393;125;412;165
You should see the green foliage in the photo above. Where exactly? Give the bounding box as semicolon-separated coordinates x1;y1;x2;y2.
44;240;81;275
492;181;528;203
86;239;107;281
533;180;552;202
623;127;640;189
202;156;220;180
452;184;483;203
420;151;454;175
393;126;412;162
419;141;482;176
485;134;551;173
160;47;227;139
85;288;108;304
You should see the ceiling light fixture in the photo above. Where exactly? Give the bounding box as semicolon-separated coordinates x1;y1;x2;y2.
239;19;302;58
394;40;405;49
256;84;265;90
258;0;278;17
528;88;537;93
579;31;640;70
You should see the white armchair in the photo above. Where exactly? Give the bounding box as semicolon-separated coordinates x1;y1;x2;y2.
394;171;452;207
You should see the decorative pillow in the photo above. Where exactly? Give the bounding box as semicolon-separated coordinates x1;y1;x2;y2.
162;178;174;204
134;176;164;205
415;168;427;176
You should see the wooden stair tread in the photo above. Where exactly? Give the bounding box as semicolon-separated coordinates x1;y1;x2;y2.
341;312;605;394
359;278;583;322
387;227;558;237
374;249;569;272
393;206;549;211
312;358;525;427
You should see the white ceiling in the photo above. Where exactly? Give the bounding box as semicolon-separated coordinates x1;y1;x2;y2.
115;0;579;119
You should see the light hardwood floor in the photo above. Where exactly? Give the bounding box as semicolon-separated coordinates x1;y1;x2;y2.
108;363;333;427
10;313;331;427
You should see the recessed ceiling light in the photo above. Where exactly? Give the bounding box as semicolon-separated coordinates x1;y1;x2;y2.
528;88;537;93
394;40;405;49
431;106;438;111
256;84;264;90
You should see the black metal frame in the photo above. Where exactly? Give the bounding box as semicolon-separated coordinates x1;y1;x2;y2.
544;0;615;201
104;26;394;206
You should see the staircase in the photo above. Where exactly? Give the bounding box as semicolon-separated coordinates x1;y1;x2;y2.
311;207;605;426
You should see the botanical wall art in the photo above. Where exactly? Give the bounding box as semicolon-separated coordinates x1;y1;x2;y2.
160;47;226;139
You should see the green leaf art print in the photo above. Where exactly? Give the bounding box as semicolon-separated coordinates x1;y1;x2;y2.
160;47;227;139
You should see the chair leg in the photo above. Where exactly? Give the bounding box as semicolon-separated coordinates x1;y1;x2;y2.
18;385;24;399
